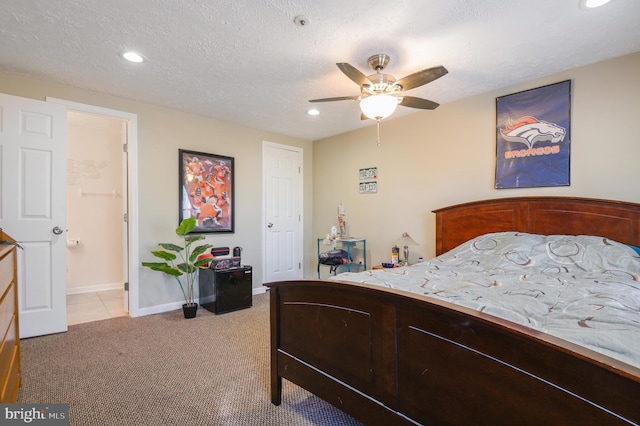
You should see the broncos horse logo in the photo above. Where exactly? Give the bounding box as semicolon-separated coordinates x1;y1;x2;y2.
500;116;566;149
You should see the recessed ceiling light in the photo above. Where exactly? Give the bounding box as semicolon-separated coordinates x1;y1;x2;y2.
122;51;145;63
580;0;612;8
307;108;320;116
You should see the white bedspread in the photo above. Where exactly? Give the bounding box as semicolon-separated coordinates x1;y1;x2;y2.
331;232;640;369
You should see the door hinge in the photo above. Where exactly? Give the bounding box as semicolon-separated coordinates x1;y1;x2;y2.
124;282;129;291
123;213;128;223
123;143;128;153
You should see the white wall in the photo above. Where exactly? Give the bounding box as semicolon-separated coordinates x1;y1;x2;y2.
311;52;640;269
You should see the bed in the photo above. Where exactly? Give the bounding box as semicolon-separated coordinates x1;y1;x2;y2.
265;197;640;425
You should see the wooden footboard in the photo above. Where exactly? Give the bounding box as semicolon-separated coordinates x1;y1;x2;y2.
268;279;410;424
267;280;640;426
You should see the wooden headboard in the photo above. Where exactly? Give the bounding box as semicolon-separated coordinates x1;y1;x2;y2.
433;197;640;255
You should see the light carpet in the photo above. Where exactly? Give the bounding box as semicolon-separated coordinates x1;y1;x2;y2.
17;292;363;426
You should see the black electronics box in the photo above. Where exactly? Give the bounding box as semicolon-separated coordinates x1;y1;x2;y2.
199;266;252;314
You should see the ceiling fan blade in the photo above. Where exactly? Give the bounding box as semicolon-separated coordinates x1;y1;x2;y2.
309;96;360;103
336;63;372;87
395;66;448;91
399;96;440;110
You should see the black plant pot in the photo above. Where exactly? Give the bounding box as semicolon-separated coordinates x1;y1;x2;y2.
182;303;198;319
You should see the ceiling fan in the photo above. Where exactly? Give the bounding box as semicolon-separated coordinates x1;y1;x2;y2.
309;54;448;121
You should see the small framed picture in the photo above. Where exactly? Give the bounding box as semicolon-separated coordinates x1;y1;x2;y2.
359;181;377;194
359;167;378;180
179;149;234;233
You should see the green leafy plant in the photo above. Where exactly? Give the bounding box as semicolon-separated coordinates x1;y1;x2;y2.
142;217;212;307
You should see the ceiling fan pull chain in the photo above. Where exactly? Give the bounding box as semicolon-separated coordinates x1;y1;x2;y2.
376;119;382;146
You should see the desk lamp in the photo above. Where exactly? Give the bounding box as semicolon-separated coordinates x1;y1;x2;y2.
395;232;419;266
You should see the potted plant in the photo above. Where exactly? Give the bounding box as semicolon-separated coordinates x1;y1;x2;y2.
142;217;212;318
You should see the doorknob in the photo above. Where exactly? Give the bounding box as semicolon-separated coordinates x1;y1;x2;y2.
52;226;64;235
267;222;273;228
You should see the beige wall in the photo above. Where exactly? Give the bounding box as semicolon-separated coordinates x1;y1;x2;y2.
312;52;640;268
0;72;313;310
66;111;124;292
2;51;638;311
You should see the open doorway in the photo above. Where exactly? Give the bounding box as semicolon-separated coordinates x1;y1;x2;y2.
46;97;140;324
65;111;128;324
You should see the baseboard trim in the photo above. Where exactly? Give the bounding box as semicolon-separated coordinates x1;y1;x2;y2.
131;286;268;318
253;286;267;296
67;282;123;295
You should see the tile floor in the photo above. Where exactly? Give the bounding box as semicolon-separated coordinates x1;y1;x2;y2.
67;289;127;325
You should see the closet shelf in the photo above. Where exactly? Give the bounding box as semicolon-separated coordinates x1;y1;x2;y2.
78;189;120;197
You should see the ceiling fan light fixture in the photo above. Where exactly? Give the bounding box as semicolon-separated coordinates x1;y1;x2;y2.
580;0;612;8
360;94;398;120
122;51;145;63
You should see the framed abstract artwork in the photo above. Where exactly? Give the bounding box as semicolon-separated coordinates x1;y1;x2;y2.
495;80;571;189
179;149;234;233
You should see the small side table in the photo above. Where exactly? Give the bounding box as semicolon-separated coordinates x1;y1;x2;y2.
372;264;399;270
317;238;367;278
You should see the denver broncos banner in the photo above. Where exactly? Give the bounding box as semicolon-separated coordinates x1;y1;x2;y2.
495;80;571;188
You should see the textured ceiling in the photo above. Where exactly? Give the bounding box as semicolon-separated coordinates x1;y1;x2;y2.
1;0;639;141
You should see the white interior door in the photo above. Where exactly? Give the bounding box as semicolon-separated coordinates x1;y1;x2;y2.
121;120;129;313
0;93;68;338
263;142;303;283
